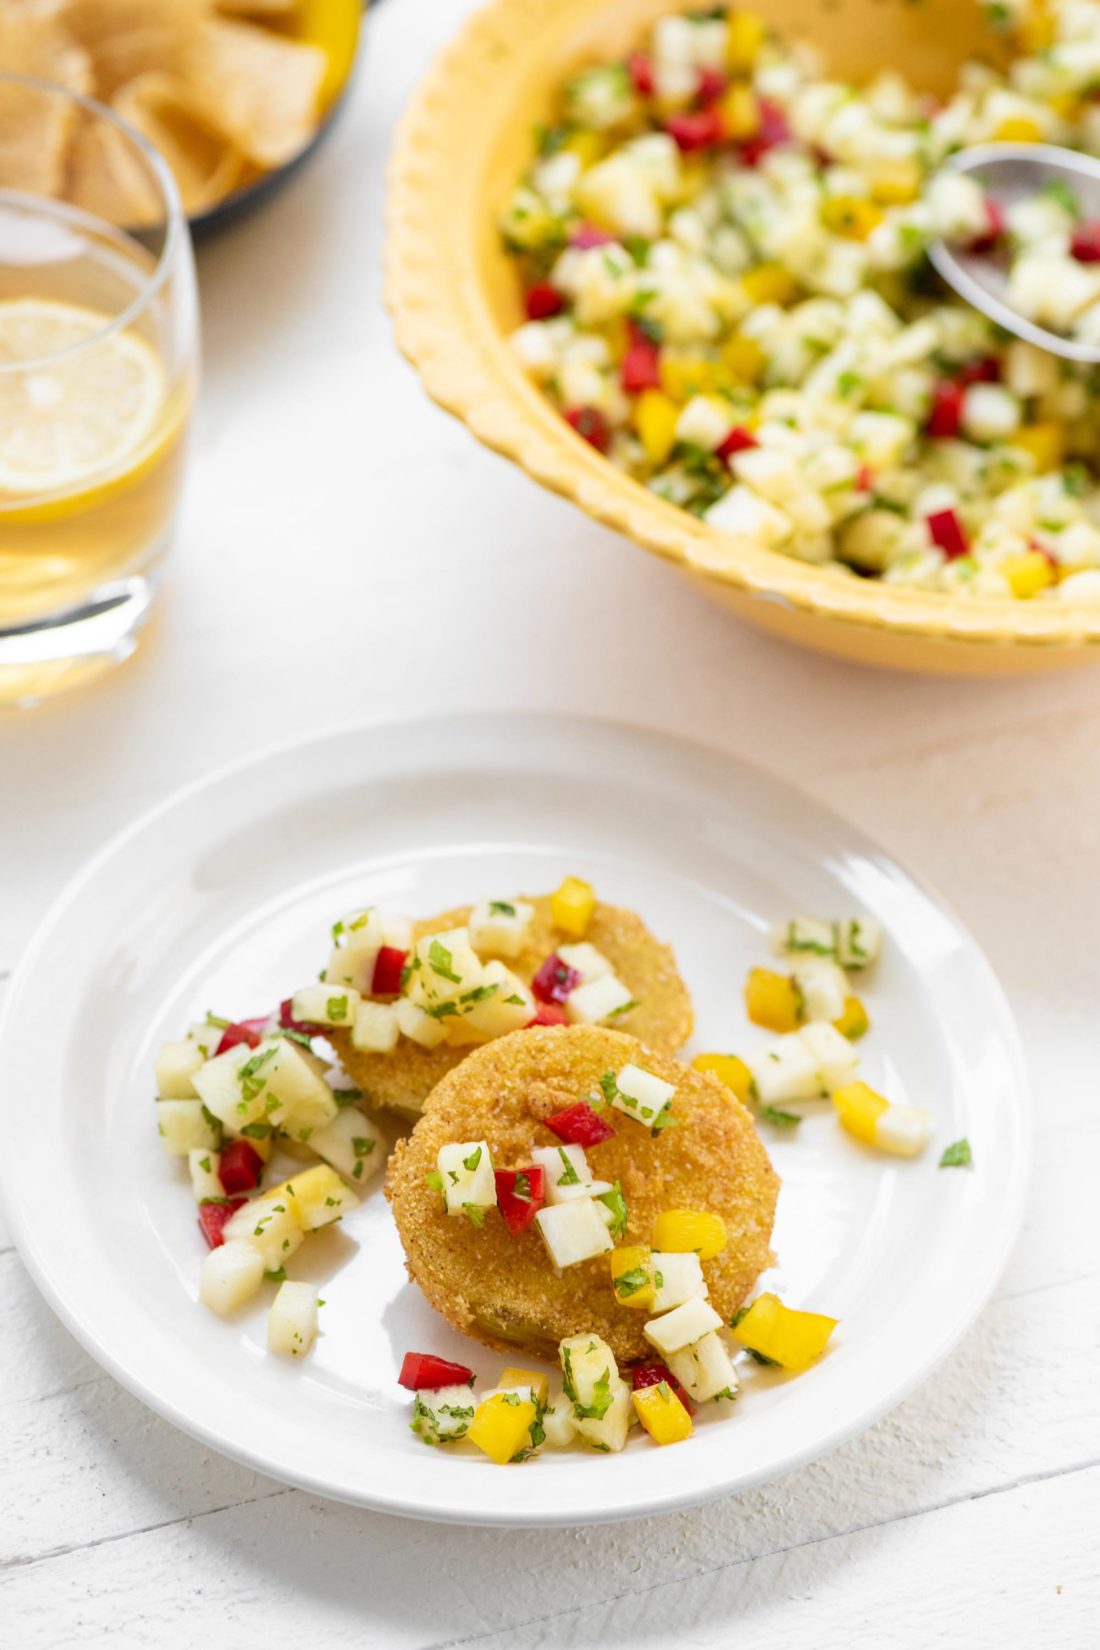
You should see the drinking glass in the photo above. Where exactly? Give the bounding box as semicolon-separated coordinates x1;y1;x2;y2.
0;74;198;707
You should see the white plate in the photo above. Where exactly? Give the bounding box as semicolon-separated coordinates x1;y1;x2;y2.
0;714;1030;1527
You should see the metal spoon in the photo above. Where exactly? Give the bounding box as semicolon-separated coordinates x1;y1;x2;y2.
927;142;1100;365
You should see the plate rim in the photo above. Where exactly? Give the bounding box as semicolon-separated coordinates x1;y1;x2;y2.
0;711;1032;1526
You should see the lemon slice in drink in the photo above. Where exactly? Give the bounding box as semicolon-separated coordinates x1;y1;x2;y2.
0;299;163;498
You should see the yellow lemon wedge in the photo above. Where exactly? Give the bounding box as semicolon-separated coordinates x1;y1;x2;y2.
0;298;164;502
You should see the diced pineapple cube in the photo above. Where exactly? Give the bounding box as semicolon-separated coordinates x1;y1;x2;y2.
395;997;448;1049
650;1250;708;1312
574;1376;633;1453
691;1052;754;1103
667;1330;739;1401
633;1380;694;1444
188;1147;223;1202
407;927;485;1013
156;1038;205;1098
770;915;837;960
190;1044;267;1132
381;915;414;952
652;1208;727;1261
468;898;535;959
536;1199;614;1271
565;973;635;1025
731;1291;837;1369
612;1063;675;1127
223;1192;305;1271
265;1039;340;1136
798;1021;859;1093
532;1143;592;1204
438;1140;496;1216
556;941;613;980
187;1018;225;1059
199;1239;264;1316
325;907;384;991
460;961;536;1038
289;983;361;1028
467;1392;538;1464
610;1244;656;1309
790;959;849;1024
560;1333;617;1412
267;1281;319;1358
644;1297;723;1356
835;916;882;968
745;966;802;1032
351;999;400;1053
411;1383;477;1445
747;1033;823;1105
156;1098;222;1156
270;1162;361;1229
551;875;596;938
309;1108;385;1187
541;1398;578;1448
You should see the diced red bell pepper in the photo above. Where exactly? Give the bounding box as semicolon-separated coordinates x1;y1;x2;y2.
716;425;759;464
398;1352;475;1391
494;1165;546;1236
627;50;654;97
217;1140;264;1196
214;1017;268;1056
696;66;727;107
926;507;969;560
570;222;615;250
372;946;408;996
739;98;791;166
665;107;726;152
855;463;874;492
531;952;582;1004
198;1197;247;1249
926;379;965;440
1071;221;1100;263
968;197;1005;254
278;998;322;1037
958;355;1000;386
545;1100;616;1147
528;1001;569;1027
631;1360;696;1415
563;406;611;453
621;323;662;394
525;281;565;320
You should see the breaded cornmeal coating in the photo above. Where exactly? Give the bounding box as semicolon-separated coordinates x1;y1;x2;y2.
387;1025;779;1365
330;895;692;1118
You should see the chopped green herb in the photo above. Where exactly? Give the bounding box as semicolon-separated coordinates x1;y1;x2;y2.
326;995;349;1022
489;900;516;917
556;1147;581;1185
429;940;461;983
651;1109;678;1133
205;1012;231;1030
265;1267;286;1283
464;1203;486;1228
614;1266;650;1298
460;983;499;1005
512;1171;532;1203
462;1146;483;1172
425;1170;444;1193
597;1181;628;1240
240;1120;273;1139
608;998;639;1018
759;1105;801;1128
939;1137;972;1168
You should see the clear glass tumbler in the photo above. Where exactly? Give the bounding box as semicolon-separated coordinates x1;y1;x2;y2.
0;74;199;708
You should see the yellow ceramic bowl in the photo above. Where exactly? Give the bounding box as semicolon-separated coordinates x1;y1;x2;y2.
386;0;1100;675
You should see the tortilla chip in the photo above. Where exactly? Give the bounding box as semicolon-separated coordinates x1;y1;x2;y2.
0;12;91;195
64;106;164;225
113;70;243;215
61;0;209;97
182;18;325;167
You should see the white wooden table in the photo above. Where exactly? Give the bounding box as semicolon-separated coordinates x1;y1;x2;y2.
3;2;1098;1642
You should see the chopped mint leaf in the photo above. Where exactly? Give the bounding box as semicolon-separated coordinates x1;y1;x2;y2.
265;1267;286;1282
353;1136;375;1157
504;994;527;1006
425;1170;444;1193
651;1109;678;1133
205;1012;231;1029
597;1180;628;1240
462;1146;483;1172
939;1137;972;1168
608;998;639;1018
615;1265;650;1298
512;1171;532;1202
489;900;516;916
464;1203;486;1228
240;1120;273;1139
556;1147;581;1185
326;995;349;1022
759;1104;801;1127
598;1071;619;1105
460;983;498;1005
429;940;461;983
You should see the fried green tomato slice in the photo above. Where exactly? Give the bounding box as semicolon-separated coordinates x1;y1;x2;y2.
329;895;692;1118
386;1025;779;1365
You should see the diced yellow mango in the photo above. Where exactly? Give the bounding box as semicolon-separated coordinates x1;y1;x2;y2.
744;966;802;1033
741;263;797;306
652;1208;728;1261
561;128;609;167
726;11;766;74
821;196;883;241
551;876;595;938
610;1245;655;1309
467;1392;538;1464
659;354;730;402
692;1052;754;1104
1048;91;1081;121
1018;12;1055;52
677;158;709;202
869;159;922;205
498;1366;550;1406
1011;423;1064;473
1001;550;1055;599
721;333;765;384
833;995;870;1041
720;82;759;140
993;116;1042;142
598;315;629;360
633;1381;693;1444
731;1291;837;1371
831;1080;888;1146
634;388;680;465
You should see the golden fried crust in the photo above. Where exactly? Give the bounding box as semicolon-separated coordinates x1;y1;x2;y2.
330;896;693;1118
386;1025;779;1365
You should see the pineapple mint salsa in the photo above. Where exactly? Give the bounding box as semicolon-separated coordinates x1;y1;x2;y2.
504;2;1100;602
